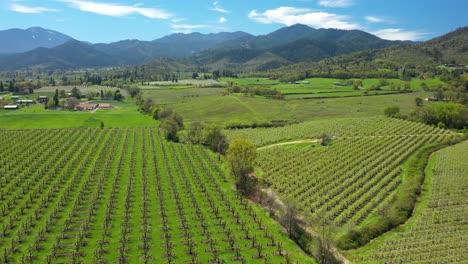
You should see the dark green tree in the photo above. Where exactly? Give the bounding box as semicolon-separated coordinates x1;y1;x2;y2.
384;106;400;118
204;126;228;154
415;97;423;107
71;87;81;99
53;89;59;107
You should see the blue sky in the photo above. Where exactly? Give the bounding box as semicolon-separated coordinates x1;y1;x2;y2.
1;0;467;43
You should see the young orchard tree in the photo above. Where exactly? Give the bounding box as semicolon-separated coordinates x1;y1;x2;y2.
226;139;257;195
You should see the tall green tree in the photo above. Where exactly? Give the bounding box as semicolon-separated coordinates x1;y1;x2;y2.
226;139;257;195
53;89;59;107
0;81;3;92
71;87;81;99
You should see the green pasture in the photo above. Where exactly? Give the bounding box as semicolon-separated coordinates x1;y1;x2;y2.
221;77;444;99
0;101;155;129
142;88;433;125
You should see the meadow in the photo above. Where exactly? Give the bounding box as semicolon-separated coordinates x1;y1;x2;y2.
222;77;444;99
141;84;432;126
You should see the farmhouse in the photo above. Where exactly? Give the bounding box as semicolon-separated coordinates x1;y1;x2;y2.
97;103;112;108
76;104;98;110
4;105;19;110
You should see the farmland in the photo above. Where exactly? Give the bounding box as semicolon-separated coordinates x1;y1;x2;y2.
347;142;468;263
243;116;460;247
0;77;466;264
0;128;312;263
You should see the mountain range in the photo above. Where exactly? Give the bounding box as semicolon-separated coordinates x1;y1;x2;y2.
0;24;466;72
0;25;411;71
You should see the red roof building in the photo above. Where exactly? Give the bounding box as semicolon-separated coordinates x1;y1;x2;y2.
98;103;112;108
76;104;97;110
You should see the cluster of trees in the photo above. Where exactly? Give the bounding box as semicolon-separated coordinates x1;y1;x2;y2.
385;75;467;129
227;85;284;99
409;103;467;129
0;80;42;94
154;108;185;142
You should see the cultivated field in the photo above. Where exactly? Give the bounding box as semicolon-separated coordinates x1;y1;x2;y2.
0;128;312;263
347;142;468;263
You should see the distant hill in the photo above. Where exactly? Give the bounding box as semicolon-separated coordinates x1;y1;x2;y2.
189;24;411;71
93;31;252;65
0;40;124;70
264;26;468;79
0;27;72;54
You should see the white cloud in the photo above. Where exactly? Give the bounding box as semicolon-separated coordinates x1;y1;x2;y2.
210;1;229;13
365;16;384;23
319;0;353;8
218;17;227;23
372;28;428;41
58;0;171;19
171;23;208;34
171;18;185;23
248;7;359;30
10;4;58;13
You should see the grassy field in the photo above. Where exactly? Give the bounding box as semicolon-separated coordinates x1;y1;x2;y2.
0;100;154;129
0;128;314;263
346;141;468;263
142;86;433;126
222;77;444;99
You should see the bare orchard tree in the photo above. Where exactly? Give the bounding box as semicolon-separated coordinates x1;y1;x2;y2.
311;216;340;264
67;97;80;110
280;197;299;239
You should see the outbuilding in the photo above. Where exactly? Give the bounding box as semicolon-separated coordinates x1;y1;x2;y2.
38;96;48;103
4;105;19;110
17;100;34;104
